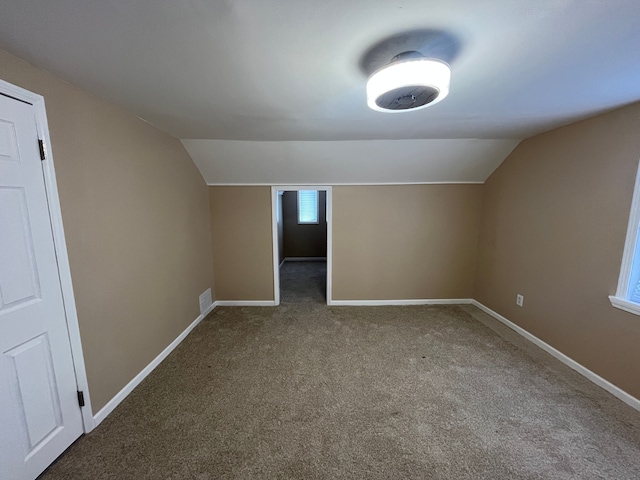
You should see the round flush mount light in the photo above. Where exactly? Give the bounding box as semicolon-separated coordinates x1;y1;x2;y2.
366;51;451;113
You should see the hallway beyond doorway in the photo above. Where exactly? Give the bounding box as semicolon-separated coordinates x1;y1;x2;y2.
279;261;327;304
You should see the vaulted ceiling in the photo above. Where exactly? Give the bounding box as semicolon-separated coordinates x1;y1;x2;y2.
1;1;639;184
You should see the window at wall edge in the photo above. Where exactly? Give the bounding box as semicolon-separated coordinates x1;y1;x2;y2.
610;160;640;316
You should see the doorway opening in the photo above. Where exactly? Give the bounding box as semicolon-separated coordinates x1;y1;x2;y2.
271;186;332;305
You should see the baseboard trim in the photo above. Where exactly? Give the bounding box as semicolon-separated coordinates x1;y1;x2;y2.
471;300;640;412
92;297;640;426
93;302;217;426
283;257;327;262
328;298;473;306
214;300;276;307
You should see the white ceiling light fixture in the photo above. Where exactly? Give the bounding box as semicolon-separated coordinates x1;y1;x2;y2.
366;51;451;113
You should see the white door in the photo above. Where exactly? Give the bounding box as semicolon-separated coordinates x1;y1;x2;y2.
0;93;84;479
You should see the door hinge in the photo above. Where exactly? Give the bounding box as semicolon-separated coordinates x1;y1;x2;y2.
38;138;46;161
77;391;85;407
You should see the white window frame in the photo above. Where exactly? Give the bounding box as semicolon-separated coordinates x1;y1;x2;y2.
297;190;319;224
610;160;640;316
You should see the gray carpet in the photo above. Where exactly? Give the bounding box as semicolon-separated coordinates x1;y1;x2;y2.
39;267;640;479
280;260;327;304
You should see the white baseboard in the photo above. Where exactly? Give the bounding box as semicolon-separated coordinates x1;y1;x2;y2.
214;300;276;307
91;297;639;427
471;300;640;412
328;298;473;306
93;302;216;426
283;257;327;262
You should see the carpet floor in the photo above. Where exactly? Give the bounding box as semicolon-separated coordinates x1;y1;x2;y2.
39;266;640;479
280;261;327;304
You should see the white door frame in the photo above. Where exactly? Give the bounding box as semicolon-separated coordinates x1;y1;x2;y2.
271;186;332;305
0;79;95;432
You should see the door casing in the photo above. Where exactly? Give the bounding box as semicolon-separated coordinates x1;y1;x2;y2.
0;78;95;432
271;186;333;305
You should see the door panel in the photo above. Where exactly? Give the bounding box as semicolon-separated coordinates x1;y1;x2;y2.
0;186;41;309
0;93;84;480
6;334;63;450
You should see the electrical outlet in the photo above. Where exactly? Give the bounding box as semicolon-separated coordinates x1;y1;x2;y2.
516;294;524;307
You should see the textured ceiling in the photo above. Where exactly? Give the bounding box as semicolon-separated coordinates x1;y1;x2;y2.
1;0;639;142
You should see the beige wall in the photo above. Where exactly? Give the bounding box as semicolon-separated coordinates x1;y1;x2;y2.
0;49;214;412
208;185;482;302
333;185;483;300
209;186;274;300
282;191;327;258
475;101;640;398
